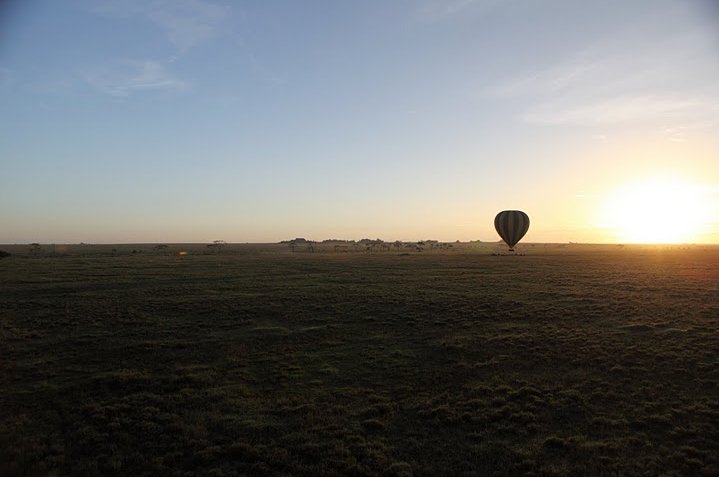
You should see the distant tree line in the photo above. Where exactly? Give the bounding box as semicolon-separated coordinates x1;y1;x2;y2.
280;237;456;253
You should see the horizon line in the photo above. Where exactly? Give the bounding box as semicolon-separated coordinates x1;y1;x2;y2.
2;241;717;246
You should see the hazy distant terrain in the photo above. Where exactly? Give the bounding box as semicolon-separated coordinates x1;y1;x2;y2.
1;244;718;476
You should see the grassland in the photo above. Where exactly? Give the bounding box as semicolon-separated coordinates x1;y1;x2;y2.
1;243;718;476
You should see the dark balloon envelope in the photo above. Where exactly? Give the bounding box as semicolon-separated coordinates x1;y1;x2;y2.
494;210;530;251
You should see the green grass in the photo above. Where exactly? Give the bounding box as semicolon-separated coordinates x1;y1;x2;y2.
1;243;718;476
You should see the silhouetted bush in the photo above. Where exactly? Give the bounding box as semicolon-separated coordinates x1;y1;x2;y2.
0;250;10;258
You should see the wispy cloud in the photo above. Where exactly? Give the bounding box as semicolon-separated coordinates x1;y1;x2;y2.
414;0;503;22
84;0;233;97
665;126;690;143
93;0;232;52
83;60;185;96
663;122;715;143
486;28;719;128
522;95;708;125
487;54;612;99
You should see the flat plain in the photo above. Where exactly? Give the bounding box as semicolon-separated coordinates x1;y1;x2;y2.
1;243;718;476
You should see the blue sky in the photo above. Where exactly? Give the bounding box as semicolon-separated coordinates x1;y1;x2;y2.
1;0;718;243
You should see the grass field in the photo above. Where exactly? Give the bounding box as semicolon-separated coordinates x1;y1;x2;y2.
1;243;718;476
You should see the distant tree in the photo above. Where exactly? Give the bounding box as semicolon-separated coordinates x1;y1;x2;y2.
0;250;11;259
29;243;41;253
207;240;226;252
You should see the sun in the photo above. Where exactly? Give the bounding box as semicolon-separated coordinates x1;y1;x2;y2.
598;175;715;244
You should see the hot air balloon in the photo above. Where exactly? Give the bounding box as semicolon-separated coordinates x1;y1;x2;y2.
494;210;530;252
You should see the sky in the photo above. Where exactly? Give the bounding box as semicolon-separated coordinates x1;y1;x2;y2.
1;0;718;244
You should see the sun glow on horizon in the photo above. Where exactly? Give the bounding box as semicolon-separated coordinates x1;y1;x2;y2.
598;175;716;244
